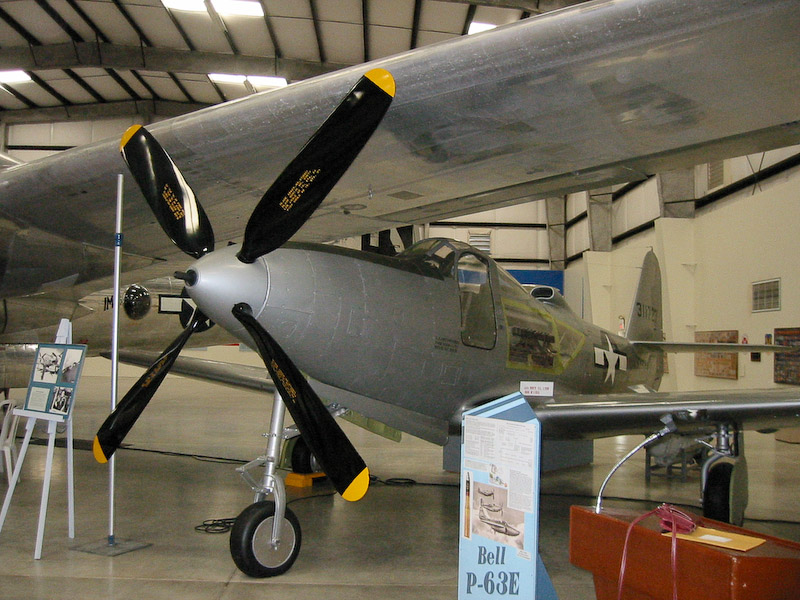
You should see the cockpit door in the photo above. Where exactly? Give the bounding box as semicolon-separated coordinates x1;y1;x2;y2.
457;253;496;349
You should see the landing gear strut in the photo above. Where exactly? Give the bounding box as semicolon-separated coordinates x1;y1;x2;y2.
700;423;748;526
230;390;302;577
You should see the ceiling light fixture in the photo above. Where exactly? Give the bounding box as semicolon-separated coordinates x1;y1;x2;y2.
468;22;497;35
208;73;247;84
161;0;206;12
211;0;264;17
247;75;288;89
0;70;32;84
162;0;264;17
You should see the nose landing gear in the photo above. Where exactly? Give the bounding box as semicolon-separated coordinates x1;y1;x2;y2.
230;390;302;577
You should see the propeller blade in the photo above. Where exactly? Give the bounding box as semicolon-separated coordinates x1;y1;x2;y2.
93;309;208;463
232;303;369;502
120;125;215;259
237;68;395;264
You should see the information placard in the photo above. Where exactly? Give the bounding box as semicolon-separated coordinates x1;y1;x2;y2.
24;343;87;420
458;393;557;599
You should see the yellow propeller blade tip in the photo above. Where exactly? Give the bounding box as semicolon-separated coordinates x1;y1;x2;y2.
365;69;395;98
341;467;370;502
92;436;108;464
120;124;142;151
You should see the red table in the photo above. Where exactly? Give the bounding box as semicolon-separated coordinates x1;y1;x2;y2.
570;505;800;600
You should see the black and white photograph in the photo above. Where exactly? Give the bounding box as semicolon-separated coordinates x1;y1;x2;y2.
33;348;63;384
60;348;84;384
49;386;73;416
470;482;525;550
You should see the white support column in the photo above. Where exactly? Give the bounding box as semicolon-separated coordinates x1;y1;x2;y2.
657;168;696;219
587;188;612;252
545;196;566;271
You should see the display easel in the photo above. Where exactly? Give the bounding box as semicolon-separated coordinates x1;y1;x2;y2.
0;331;86;559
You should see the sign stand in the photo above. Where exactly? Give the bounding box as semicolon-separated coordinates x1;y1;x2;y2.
458;392;558;599
0;340;87;559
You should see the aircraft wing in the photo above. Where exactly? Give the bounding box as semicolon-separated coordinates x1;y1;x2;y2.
114;350;800;446
532;389;800;440
1;0;799;298
114;350;450;445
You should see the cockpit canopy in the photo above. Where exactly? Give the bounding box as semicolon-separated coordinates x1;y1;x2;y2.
396;238;475;278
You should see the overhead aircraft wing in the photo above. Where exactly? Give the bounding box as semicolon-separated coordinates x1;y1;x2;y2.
532;389;800;440
1;0;799;298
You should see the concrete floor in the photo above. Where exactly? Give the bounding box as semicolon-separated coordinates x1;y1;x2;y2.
1;370;800;599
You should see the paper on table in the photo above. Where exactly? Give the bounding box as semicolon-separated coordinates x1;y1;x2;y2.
663;526;766;551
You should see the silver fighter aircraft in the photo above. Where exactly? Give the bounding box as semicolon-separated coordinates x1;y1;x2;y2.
0;0;798;578
90;63;800;576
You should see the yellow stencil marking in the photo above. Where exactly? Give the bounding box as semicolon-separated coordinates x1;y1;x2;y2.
271;359;297;399
162;183;185;220
279;169;321;212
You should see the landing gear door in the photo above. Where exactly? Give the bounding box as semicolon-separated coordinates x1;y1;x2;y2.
457;253;496;350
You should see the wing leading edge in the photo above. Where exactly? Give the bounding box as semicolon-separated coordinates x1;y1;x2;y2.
532;388;800;440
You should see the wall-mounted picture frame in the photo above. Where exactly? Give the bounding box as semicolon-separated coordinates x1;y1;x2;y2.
694;330;738;379
774;328;800;385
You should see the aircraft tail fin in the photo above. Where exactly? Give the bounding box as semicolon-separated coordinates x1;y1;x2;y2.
626;250;663;342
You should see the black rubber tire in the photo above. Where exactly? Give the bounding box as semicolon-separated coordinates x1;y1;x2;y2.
703;461;733;523
229;501;301;577
290;436;315;474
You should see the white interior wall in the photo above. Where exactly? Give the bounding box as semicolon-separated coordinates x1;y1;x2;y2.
5;116;152;162
565;165;800;393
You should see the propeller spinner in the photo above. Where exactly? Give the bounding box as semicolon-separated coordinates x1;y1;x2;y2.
95;69;395;503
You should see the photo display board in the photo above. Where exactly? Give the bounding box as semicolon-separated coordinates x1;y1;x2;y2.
24;344;87;420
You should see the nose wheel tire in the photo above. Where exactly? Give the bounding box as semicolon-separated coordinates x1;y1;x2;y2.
230;501;302;577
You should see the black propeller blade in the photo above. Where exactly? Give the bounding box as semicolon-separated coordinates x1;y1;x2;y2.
236;68;395;264
232;303;369;502
93;309;209;463
100;70;395;501
120;125;215;259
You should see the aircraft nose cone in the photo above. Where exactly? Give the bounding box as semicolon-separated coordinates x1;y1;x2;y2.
183;244;269;337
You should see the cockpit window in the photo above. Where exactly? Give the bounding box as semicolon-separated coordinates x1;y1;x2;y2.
397;238;471;277
457;253;496;349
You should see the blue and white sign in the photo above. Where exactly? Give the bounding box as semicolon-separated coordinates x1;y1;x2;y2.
458;392;557;599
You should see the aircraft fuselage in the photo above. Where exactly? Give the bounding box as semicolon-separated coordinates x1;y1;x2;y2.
185;239;664;428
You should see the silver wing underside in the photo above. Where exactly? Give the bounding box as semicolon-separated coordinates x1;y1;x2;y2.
533;389;800;439
2;0;799;298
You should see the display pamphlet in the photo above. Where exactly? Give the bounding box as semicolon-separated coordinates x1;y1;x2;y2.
458;392;557;599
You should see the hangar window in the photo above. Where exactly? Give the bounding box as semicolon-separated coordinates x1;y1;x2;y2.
752;278;780;312
457;253;496;349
